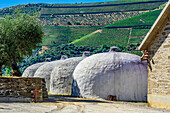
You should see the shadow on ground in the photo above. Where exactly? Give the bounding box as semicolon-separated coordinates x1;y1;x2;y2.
44;95;111;103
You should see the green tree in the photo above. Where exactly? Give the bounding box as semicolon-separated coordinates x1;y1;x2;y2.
0;14;43;76
0;18;13;76
5;67;11;75
0;45;10;76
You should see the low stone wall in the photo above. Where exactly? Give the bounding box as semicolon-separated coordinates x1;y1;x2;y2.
0;77;48;102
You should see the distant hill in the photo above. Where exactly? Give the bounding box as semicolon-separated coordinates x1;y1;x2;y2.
42;26;100;46
0;0;167;47
105;9;163;28
71;8;163;47
0;0;167;26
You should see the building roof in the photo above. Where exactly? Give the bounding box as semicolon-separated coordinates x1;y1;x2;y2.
138;1;170;50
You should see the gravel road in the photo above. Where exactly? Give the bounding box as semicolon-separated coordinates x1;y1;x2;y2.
0;95;169;113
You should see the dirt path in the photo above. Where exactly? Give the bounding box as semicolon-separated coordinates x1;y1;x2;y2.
82;29;102;39
127;28;132;44
71;29;102;44
0;95;169;113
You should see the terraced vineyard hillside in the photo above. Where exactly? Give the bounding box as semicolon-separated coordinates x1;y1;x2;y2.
41;11;144;26
36;0;167;26
0;0;166;48
0;0;167;26
72;28;130;47
42;26;100;46
105;9;163;28
42;8;162;47
72;8;162;47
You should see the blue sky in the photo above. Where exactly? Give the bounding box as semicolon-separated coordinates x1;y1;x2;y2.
0;0;117;9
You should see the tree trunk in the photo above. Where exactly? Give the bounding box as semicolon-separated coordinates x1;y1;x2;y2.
0;65;2;76
11;57;22;77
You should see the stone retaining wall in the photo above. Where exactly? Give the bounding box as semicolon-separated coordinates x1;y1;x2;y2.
0;77;48;102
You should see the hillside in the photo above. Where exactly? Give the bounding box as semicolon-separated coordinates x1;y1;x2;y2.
32;0;167;26
0;0;167;26
42;26;100;46
0;0;166;48
40;11;143;26
72;8;162;47
105;9;163;28
72;28;130;47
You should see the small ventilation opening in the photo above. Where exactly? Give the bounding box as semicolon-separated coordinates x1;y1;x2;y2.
109;46;119;52
45;58;51;62
60;55;68;60
82;51;90;57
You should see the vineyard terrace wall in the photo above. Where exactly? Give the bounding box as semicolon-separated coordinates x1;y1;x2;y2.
40;11;145;26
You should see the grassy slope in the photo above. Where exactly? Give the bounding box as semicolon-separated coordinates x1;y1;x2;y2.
41;0;165;15
41;2;163;14
0;0;166;16
70;31;96;44
129;29;149;44
49;0;165;6
73;29;130;47
0;0;165;27
41;26;100;46
131;29;149;37
105;9;162;27
72;8;163;47
0;0;165;47
72;27;150;47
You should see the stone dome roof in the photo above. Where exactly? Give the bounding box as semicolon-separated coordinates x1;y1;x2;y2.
50;57;86;94
34;60;65;91
72;52;147;102
22;62;47;77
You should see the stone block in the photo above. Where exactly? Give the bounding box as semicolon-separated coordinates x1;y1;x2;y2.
149;80;159;88
148;94;170;110
163;45;170;48
158;80;169;83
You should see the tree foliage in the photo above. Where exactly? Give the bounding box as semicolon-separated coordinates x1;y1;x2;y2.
0;13;43;76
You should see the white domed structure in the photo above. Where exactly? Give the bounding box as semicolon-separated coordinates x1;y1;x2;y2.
72;52;147;102
50;57;86;95
22;62;47;77
34;60;65;91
